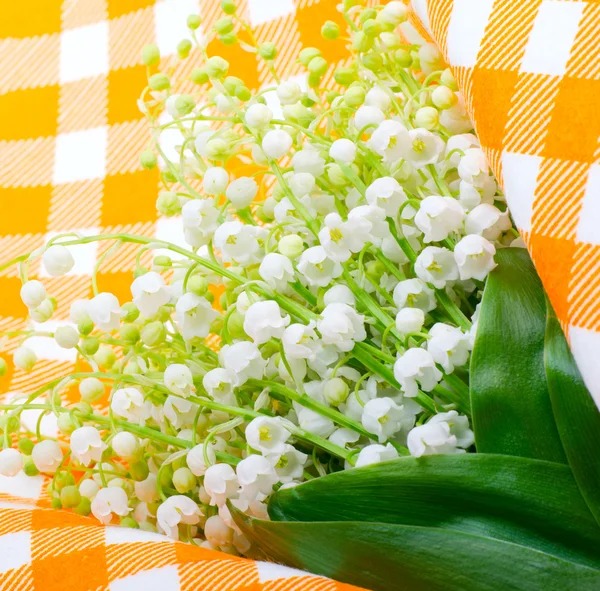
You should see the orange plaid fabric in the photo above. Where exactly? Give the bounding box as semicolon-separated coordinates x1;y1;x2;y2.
413;0;600;406
0;0;370;589
0;476;363;591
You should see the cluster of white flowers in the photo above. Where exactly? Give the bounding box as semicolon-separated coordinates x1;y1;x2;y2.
0;0;519;553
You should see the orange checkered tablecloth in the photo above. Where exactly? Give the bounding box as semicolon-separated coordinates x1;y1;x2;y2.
413;0;600;406
0;0;370;589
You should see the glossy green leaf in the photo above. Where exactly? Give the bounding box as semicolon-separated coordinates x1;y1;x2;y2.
545;306;600;526
470;248;566;462
233;510;600;591
269;454;600;568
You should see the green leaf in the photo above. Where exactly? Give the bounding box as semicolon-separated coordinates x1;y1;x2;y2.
470;248;566;462
269;454;600;569
233;510;600;591
545;306;600;526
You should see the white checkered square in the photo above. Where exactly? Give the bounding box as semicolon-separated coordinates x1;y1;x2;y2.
446;0;494;67
576;164;600;245
0;531;31;573
501;151;542;232
53;128;108;184
248;0;296;26
520;0;584;76
110;565;180;591
59;22;109;83
154;0;200;56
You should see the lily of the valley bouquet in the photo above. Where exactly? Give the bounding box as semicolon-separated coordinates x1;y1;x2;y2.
1;1;599;589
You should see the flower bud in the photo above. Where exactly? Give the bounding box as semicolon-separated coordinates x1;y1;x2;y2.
327;163;349;187
177;39;192;59
221;0;236;14
396;307;425;335
18;438;34;455
191;67;209;85
352;31;372;53
379;31;401;50
205;138;230;160
258;42;277;60
30;298;54;323
329;138;356;164
61;485;81;509
214;17;234;34
174;94;195;115
362;52;383;72
324;377;350;406
219;32;237;46
276;81;302;105
262;129;293;160
94;345;116;369
187;14;201;29
130;460;150;482
0;448;23;477
77;318;93;336
156;191;181;216
380;1;408;26
235;85;251;101
203;166;229;195
431;86;457;110
79;377;104;403
140;149;157;170
32;440;63;473
245;103;272;129
141;321;166;347
321;21;340;40
344;86;366;107
441;68;458;91
187;275;208;296
141;44;160;66
414;106;439;130
334;67;357;86
148;73;170;90
308;56;328;76
81;336;100;355
173;467;197;493
20;280;46;309
23;456;39;477
278;234;304;259
121;302;140;323
43;245;74;276
54;325;79;349
206;56;229;78
14;347;36;371
226;176;258;208
57;413;76;435
394;48;412;68
299;47;321;66
112;432;139;459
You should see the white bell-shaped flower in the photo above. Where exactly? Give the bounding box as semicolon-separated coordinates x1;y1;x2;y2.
203;463;239;506
164;396;197;428
276;80;302;105
348;205;389;246
414;196;465;243
42;245;74;276
259;253;295;291
135;473;159;504
361;397;413;443
243;300;290;345
365;177;407;217
111;387;152;425
20;280;46;309
175;292;218;341
465;204;511;241
454;234;497;281
289;172;315;197
70;426;106;467
329;138;356;163
111;432;139;460
164;363;194;397
31;440;63;473
213;221;261;266
226;176;258;209
181;199;220;248
203;166;229;195
236;454;278;500
281;323;320;360
414;246;459;289
368;120;410;163
318;212;368;263
292;148;325;177
393;279;436;313
267;444;307;483
91;487;130;525
394;348;442;397
186;442;216;477
204;514;234;549
0;448;22;477
355;443;399;468
407;410;474;457
427;323;471;373
297;246;342;287
323;285;355;307
131;272;171;318
262;129;293;159
79;479;100;500
365;86;391;111
157;495;201;539
459;181;482;211
317;303;366;352
458;148;489;187
88;292;120;332
354;105;385;132
202;368;237;405
245;416;290;455
395;307;425;335
219;341;266;385
399;128;444;169
297;407;335;438
244;103;272;129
